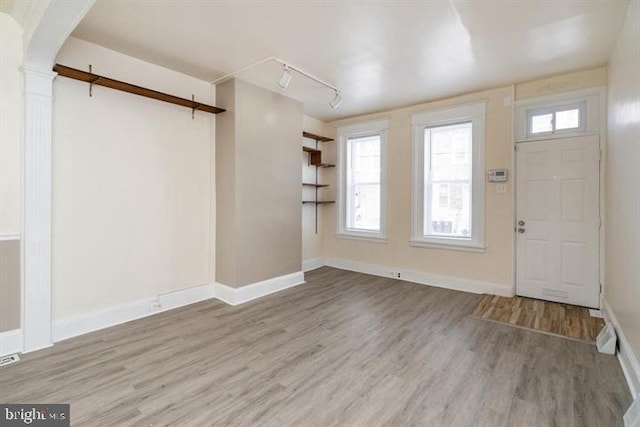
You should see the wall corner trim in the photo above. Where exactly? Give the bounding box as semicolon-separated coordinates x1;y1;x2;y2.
215;271;305;306
603;299;640;399
0;329;24;357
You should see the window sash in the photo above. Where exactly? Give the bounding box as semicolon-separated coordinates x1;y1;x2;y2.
423;121;473;240
345;134;382;232
337;119;388;242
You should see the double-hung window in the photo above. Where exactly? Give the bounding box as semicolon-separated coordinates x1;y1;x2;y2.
337;119;388;241
411;103;485;251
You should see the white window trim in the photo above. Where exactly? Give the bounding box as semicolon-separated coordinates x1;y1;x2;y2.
411;102;486;251
515;86;603;142
337;118;389;242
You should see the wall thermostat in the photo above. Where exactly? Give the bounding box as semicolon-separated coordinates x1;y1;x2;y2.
488;169;508;182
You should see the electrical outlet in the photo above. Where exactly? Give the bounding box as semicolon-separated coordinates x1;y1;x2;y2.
151;301;162;310
396;272;401;278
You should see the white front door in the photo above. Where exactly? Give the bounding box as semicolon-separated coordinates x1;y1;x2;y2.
516;135;600;308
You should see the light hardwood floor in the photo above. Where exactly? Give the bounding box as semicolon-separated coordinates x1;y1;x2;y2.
0;267;632;426
472;295;606;343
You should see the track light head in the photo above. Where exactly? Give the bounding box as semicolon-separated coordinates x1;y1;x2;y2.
329;91;342;109
278;65;292;89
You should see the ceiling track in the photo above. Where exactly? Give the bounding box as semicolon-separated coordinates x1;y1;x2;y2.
53;64;226;115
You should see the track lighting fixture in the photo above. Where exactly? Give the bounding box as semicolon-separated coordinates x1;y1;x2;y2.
329;91;342;109
278;65;292;89
212;56;343;110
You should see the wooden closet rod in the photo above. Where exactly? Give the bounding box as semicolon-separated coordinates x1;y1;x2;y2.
53;64;226;115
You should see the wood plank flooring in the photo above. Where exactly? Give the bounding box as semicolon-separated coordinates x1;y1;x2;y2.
472;295;606;343
0;267;632;426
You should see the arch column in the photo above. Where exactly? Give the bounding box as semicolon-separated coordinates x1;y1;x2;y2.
20;0;95;353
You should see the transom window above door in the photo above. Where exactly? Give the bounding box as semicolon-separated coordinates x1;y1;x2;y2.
527;102;585;137
515;87;603;142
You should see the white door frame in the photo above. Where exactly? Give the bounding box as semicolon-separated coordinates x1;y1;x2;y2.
16;0;95;353
512;86;607;309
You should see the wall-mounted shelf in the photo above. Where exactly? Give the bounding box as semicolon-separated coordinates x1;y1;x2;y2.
302;131;335;233
302;146;321;154
53;64;226;116
303;131;333;142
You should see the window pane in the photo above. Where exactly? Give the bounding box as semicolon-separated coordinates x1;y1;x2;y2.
425;182;471;238
347;134;381;231
531;113;553;134
424;122;472;239
555;108;580;130
425;122;471;181
351;184;380;230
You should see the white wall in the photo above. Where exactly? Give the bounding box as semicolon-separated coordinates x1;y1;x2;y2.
606;0;640;386
52;37;215;319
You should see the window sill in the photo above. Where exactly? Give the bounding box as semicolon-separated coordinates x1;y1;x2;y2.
410;239;486;253
336;232;388;243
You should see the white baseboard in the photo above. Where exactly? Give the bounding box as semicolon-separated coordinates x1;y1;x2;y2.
302;258;325;272
0;329;23;357
53;283;216;343
603;299;640;399
34;258;512;350
215;271;305;306
322;257;514;297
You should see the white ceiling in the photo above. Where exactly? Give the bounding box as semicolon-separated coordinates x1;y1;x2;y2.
71;0;629;121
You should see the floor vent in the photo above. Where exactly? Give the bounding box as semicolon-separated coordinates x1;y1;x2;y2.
0;354;20;367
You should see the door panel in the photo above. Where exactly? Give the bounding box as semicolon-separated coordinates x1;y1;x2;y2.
516;135;600;308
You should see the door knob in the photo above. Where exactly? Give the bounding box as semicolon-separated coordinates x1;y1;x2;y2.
517;228;526;233
518;220;525;226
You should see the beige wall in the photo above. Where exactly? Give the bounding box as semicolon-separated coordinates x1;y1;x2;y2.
216;79;303;287
215;79;237;286
0;240;20;332
0;12;23;334
323;86;514;290
515;67;607;100
321;67;607;291
606;0;640;367
0;12;22;235
302;115;333;262
52;37;215;319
